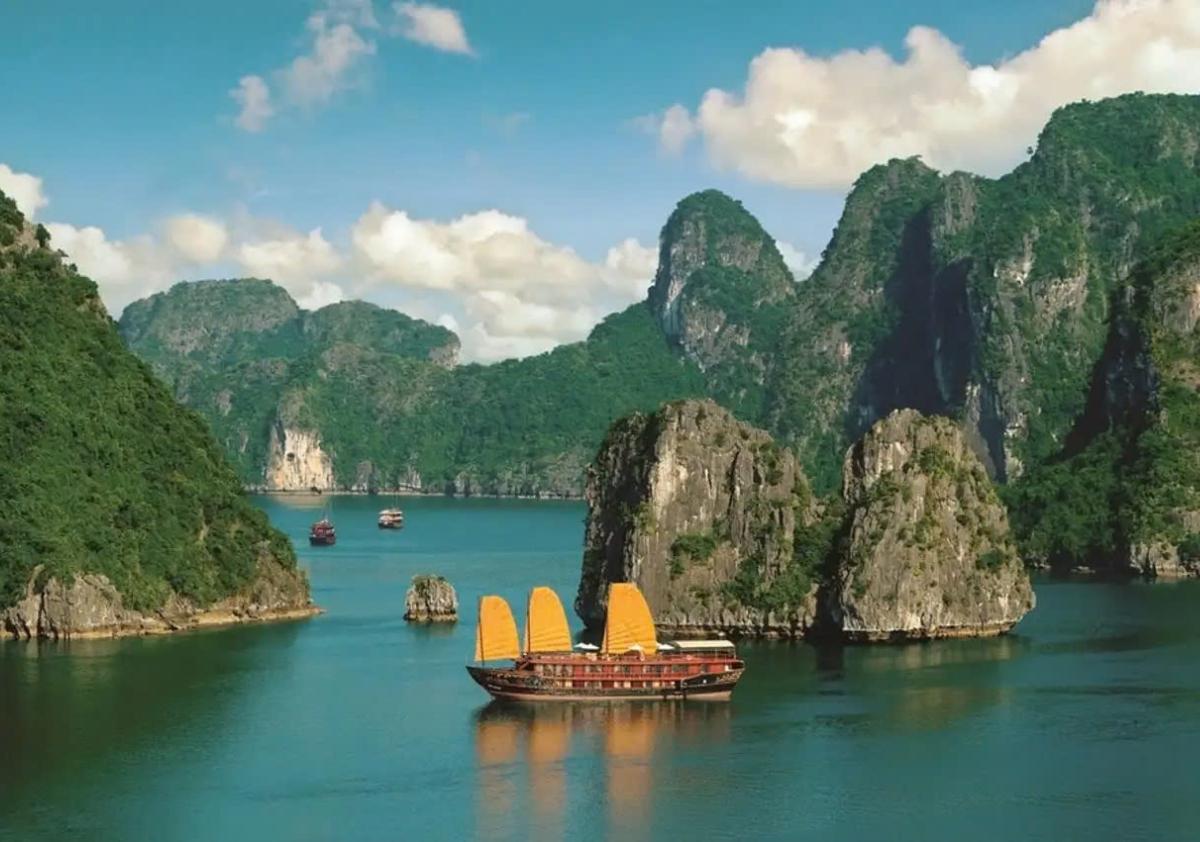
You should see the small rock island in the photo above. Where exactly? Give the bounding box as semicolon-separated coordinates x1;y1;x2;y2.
576;400;1035;642
404;575;459;622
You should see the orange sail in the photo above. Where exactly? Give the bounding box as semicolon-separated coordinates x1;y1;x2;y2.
601;583;657;655
524;586;572;653
474;595;520;662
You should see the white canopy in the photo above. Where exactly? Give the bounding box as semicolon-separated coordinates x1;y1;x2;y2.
573;642;600;651
670;639;736;651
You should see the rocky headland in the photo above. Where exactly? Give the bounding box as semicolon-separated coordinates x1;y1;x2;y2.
2;555;318;640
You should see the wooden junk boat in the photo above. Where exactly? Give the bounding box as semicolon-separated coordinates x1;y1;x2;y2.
377;508;405;530
308;517;336;546
466;584;744;702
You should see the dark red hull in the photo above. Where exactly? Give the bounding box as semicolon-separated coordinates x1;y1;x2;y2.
309;520;336;545
467;651;744;702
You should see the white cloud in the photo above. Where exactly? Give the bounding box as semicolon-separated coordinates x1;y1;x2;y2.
230;1;474;131
654;0;1200;187
46;223;179;311
237;227;343;283
394;2;474;55
296;280;348;311
16;164;657;363
0;163;48;218
231;75;274;132
165;214;229;263
633;105;696;156
603;238;657;298
282;12;376;106
351;202;656;360
775;239;816;280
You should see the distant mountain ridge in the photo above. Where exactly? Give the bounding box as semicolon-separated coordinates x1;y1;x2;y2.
119;94;1200;576
119;186;792;496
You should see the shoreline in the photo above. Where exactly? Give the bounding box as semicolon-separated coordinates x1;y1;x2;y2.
2;604;324;642
250;488;584;501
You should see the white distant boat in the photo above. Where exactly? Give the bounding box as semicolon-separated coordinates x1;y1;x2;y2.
377;508;405;530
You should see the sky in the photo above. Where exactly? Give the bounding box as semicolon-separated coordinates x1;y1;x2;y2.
3;0;1198;361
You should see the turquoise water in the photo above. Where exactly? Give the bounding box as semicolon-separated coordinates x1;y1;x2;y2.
3;495;1200;841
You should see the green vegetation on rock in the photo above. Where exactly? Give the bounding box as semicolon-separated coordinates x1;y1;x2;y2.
0;192;304;613
1005;218;1200;576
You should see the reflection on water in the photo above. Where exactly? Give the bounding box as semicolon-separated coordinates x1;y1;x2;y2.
0;622;303;829
474;701;731;839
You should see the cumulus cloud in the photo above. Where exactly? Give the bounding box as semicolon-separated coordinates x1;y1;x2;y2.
394;2;474;55
653;0;1200;187
15;164;655;363
0;163;48;218
46;223;180;311
351;202;655;360
165;214;229;263
603;238;657;298
236;225;344;308
231;75;274;132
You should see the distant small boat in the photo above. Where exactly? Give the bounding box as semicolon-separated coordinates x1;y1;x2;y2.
377;508;405;530
309;517;336;546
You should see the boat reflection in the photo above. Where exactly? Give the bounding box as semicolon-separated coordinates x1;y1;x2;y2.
473;701;731;839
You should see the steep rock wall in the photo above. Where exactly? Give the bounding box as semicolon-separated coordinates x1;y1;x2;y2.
576;400;819;638
831;410;1035;639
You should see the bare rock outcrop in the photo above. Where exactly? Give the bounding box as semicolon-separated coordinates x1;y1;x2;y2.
575;399;820;638
404;575;459;622
2;552;318;640
264;423;335;491
831;410;1035;640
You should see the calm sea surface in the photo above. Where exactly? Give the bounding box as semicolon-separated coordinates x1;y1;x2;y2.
2;495;1199;841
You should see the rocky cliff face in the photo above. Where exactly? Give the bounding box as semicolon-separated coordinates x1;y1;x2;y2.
264;424;336;491
1009;220;1200;577
648;190;795;417
403;575;459;622
577;403;1035;641
768;94;1200;492
831;410;1035;640
576;400;820;638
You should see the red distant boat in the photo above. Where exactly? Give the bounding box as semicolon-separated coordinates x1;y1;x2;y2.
309;518;336;546
466;584;745;702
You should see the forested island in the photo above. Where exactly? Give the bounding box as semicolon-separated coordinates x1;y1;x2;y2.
0;192;317;638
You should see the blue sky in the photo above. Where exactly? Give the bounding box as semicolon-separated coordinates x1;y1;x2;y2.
2;0;1190;360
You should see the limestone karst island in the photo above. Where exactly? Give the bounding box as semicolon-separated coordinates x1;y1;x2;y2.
3;2;1200;840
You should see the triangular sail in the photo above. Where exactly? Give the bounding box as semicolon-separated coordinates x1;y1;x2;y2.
524;586;572;653
601;583;657;654
474;595;520;662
